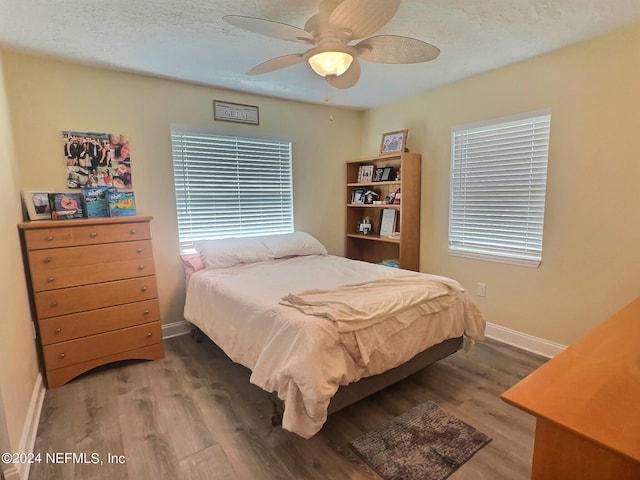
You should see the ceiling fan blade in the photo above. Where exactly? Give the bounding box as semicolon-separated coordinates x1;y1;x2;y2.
325;58;361;89
356;35;440;64
329;0;400;40
247;54;305;75
223;15;315;44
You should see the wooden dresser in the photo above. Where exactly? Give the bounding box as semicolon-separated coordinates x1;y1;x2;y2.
18;216;164;388
502;297;640;480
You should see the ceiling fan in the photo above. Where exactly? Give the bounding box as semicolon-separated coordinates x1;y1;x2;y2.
223;0;440;89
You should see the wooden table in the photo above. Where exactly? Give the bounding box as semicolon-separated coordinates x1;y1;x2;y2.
501;297;640;480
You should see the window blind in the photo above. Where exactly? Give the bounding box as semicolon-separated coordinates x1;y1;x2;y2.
449;111;551;267
171;129;293;251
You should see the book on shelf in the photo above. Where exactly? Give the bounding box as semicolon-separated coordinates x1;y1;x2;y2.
379;208;397;237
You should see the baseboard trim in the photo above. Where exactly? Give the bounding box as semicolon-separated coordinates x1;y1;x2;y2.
16;373;45;480
485;322;566;358
162;320;191;339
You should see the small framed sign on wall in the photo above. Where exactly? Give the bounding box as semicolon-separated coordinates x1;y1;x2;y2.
213;100;260;125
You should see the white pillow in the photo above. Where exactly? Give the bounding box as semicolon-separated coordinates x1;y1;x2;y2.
260;232;328;258
194;237;273;269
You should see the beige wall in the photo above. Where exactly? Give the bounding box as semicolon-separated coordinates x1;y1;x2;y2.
2;52;362;329
0;49;40;452
361;22;640;345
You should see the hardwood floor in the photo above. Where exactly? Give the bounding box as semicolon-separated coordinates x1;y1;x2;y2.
29;334;546;480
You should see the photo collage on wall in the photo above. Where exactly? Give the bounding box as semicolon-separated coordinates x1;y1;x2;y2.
63;130;132;189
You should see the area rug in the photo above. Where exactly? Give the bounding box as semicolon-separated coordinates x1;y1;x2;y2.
349;401;492;480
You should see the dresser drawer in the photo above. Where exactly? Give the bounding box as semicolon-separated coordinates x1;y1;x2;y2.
31;258;156;291
28;240;153;272
43;321;162;370
23;221;151;250
35;276;158;318
39;299;161;345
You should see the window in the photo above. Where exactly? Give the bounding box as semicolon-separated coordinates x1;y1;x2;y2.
171;128;293;251
449;110;551;267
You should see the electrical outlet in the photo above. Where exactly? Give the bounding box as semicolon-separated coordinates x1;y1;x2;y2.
476;282;486;297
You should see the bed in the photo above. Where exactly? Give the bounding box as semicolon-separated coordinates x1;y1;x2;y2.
183;232;486;438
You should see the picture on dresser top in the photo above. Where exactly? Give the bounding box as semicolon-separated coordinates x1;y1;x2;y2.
21;187;54;220
63;130;132;190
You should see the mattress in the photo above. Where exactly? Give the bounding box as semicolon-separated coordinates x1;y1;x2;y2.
184;254;486;438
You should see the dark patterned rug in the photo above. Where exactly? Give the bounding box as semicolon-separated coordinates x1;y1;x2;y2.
349;401;492;480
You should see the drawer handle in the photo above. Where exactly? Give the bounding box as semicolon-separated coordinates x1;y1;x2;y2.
144;309;150;315
138;265;145;271
141;286;148;292
130;229;137;235
54;328;62;335
46;235;54;241
59;353;65;359
51;301;58;308
90;232;98;238
43;257;52;264
136;248;143;253
47;276;55;283
146;332;153;338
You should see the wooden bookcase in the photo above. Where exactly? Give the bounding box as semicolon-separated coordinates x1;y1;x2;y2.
345;152;421;271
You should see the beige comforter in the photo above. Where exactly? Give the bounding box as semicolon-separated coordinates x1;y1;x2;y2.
184;255;486;438
281;274;465;365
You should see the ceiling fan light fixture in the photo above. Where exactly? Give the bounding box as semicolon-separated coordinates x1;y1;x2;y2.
308;51;353;77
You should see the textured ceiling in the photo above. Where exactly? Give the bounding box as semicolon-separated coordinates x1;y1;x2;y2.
1;0;640;109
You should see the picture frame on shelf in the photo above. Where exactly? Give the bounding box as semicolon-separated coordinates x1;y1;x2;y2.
352;188;366;204
380;129;408;154
359;165;374;183
380;166;394;181
22;188;54;220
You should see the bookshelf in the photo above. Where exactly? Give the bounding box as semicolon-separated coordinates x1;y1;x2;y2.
345;152;421;271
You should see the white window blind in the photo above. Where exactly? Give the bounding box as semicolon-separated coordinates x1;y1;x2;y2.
449;110;551;267
171;129;293;251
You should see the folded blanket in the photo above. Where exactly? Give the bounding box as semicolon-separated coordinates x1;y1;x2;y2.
280;273;464;333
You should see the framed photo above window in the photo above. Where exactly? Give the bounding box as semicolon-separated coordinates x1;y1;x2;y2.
213;100;259;125
380;129;408;154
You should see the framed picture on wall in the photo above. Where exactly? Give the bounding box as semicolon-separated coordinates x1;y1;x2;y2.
21;188;54;220
380;129;408;154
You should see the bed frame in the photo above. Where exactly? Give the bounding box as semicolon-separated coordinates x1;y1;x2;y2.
327;336;462;414
192;327;462;426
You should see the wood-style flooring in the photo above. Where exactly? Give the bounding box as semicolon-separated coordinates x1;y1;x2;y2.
29;334;547;480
